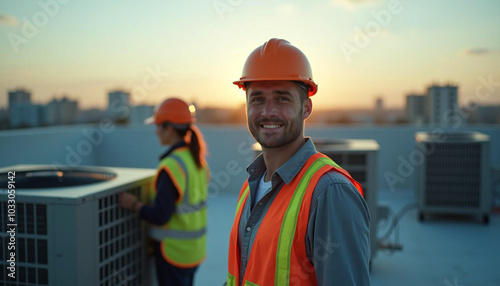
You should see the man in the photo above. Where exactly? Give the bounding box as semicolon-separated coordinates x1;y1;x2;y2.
227;39;370;285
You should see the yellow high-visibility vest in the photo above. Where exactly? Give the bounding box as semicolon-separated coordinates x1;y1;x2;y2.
149;147;209;268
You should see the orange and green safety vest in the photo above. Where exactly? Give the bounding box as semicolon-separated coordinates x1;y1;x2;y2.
227;153;363;285
149;146;209;268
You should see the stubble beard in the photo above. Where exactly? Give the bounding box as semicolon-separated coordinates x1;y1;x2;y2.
248;110;303;149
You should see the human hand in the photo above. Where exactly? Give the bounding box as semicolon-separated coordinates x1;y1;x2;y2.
118;192;137;210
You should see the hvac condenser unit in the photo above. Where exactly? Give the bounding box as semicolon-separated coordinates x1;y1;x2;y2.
415;132;491;223
252;138;380;262
0;165;155;286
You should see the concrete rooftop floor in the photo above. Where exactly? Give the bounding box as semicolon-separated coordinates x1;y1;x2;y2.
188;188;500;286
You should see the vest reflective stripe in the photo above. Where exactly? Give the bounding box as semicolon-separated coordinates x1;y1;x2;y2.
227;182;251;285
227;153;363;285
156;155;187;202
318;156;363;197
235;182;250;216
227;274;259;286
275;158;325;285
176;200;207;215
149;147;208;268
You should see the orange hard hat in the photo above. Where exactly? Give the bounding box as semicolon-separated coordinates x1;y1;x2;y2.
144;98;193;125
233;38;318;96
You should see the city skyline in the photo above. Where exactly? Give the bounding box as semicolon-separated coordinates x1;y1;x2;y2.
1;0;499;110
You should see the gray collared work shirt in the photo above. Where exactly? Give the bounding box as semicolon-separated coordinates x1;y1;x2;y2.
237;138;371;285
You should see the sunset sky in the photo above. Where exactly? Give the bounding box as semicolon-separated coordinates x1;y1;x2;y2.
1;0;499;110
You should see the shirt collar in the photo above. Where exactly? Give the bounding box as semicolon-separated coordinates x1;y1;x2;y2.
246;137;317;184
159;141;187;160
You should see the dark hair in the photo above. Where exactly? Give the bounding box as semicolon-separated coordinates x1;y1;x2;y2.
293;81;309;103
244;81;309;103
170;123;206;169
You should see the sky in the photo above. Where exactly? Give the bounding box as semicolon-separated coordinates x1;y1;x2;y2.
0;0;499;110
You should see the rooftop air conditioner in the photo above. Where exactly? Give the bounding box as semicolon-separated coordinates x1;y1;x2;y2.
0;165;155;286
415;132;491;224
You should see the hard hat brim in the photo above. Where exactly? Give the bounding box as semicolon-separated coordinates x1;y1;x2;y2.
144;116;156;125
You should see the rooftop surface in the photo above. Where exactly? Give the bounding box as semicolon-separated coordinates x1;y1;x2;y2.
1;125;499;285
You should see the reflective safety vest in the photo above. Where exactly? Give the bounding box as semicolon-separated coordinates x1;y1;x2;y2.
149;146;209;268
227;153;363;285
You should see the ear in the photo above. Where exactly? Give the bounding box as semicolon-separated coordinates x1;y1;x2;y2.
302;98;312;120
166;124;175;134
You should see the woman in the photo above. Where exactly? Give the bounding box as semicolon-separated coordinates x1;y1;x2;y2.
119;98;209;286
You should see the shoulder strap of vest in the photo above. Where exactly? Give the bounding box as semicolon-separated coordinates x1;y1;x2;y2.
314;153;364;197
235;181;250;215
156;146;191;203
228;180;250;284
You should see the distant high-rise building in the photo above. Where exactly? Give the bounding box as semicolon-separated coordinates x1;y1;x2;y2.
9;104;43;128
0;108;7;120
130;105;154;125
76;108;106;124
476;105;500;124
0;108;8;130
375;97;384;111
46;97;78;125
8;88;31;107
406;94;426;125
8;88;34;128
374;97;385;124
107;90;130;122
426;84;458;125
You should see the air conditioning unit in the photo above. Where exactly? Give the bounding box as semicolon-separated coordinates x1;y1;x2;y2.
415;132;491;223
0;165;155;286
252;138;380;264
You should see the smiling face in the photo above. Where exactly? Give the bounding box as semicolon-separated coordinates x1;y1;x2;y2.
246;81;312;149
